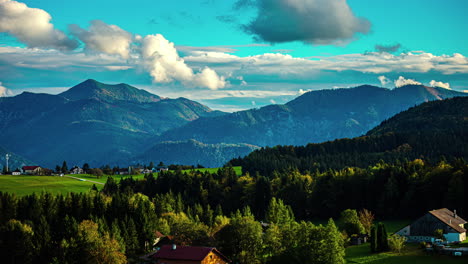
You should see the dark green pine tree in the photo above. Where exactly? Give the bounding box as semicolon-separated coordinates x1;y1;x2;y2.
377;222;389;252
370;225;377;253
124;218;139;255
61;161;68;174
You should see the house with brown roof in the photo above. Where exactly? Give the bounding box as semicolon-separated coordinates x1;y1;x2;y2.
152;245;231;264
396;208;467;243
22;166;42;175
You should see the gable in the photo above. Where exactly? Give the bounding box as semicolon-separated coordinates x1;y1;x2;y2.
410;212;460;236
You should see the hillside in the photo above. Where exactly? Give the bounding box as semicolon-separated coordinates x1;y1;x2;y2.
131;139;258;168
159;84;467;147
0;80;224;167
231;96;468;175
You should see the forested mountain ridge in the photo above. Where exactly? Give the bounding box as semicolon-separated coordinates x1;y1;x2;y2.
59;79;163;103
132;139;259;168
159;84;467;147
230;96;468;175
0;80;224;167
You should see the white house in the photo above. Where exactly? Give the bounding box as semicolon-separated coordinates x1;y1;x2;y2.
70;166;84;174
396;208;466;243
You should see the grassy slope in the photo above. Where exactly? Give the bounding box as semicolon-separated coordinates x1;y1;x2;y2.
0;175;101;196
72;173;148;184
346;243;467;264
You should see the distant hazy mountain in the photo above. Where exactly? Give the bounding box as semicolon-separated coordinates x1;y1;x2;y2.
232;96;468;175
0;80;224;167
132;139;259;168
159;85;467;146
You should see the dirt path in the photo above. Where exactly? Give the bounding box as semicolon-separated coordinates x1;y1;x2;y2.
63;175;104;185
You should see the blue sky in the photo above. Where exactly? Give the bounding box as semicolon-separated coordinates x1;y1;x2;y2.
1;0;467;111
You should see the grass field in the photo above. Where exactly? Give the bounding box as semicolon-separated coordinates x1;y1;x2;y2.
72;173;148;184
0;167;242;196
346;243;467;264
0;175;101;196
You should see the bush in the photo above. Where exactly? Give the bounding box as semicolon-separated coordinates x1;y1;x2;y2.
419;241;427;249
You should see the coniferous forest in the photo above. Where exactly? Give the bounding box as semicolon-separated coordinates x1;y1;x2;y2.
1;158;467;263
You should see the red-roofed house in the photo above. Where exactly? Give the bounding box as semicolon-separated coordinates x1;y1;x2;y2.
152;245;231;264
22;166;42;175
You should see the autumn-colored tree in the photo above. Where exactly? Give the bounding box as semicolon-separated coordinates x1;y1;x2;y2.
358;209;374;235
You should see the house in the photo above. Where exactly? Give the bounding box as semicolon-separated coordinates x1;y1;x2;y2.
22;166;42;175
153;231;174;249
152;245;231;264
12;169;21;175
142;168;153;174
396;208;467;243
118;168;130;175
156;166;169;172
70;166;84;174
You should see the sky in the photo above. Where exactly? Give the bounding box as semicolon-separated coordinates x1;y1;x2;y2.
0;0;467;111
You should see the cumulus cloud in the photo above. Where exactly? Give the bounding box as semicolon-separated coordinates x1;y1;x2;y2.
238;0;371;44
395;76;421;88
378;76;391;86
375;44;401;53
69;20;133;58
0;82;13;97
429;80;450;89
0;0;77;50
140;34;226;89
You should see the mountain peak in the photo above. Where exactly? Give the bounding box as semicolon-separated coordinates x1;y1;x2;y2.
59;80;162;103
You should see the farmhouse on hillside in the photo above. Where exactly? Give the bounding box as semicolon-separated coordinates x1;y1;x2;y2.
152;245;231;264
70;166;84;174
396;208;467;243
22;166;42;175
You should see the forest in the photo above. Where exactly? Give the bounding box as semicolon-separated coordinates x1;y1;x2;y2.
1;157;466;263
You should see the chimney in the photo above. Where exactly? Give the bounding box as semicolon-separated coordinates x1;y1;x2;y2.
454;209;457;218
172;244;176;250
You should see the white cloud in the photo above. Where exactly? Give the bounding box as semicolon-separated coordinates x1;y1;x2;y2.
378;75;391;86
184;51;468;79
394;76;421;88
0;82;13;97
429;80;451;89
298;88;311;95
237;0;371;45
269;99;276;104
0;46;129;70
0;0;77;50
140;34;226;90
69;20;133;59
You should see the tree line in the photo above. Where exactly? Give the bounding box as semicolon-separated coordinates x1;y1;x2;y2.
0;190;345;264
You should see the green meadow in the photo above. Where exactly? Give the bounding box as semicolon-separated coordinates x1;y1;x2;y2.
0;167;242;196
345;243;466;264
0;175;101;196
71;173;148;184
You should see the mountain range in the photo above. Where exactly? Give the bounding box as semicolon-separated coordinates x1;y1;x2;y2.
158;85;466;146
231;96;468;175
0;79;466;168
